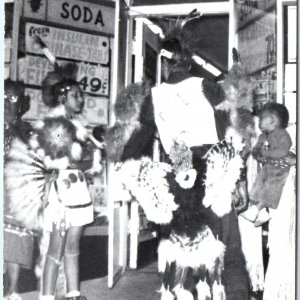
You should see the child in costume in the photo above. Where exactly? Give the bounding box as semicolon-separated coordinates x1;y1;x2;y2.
5;63;103;300
37;63;101;300
3;79;34;300
242;102;292;226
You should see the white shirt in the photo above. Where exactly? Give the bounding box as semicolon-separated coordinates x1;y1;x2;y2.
152;77;219;154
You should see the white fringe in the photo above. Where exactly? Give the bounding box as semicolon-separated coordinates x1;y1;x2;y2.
196;279;211;300
158;227;226;272
173;285;194;300
158;285;175;300
212;281;226;300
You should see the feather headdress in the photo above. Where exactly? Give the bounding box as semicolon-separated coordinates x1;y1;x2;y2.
217;48;254;112
105;81;152;161
216;49;256;150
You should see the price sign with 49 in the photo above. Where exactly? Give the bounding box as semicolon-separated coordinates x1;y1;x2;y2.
77;64;109;96
78;75;108;96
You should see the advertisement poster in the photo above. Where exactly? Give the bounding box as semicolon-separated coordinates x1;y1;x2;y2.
238;10;276;74
25;21;110;64
236;0;276;29
24;55;109;96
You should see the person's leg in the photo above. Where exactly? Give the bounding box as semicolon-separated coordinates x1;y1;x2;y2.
6;262;21;295
64;226;83;298
42;225;67;297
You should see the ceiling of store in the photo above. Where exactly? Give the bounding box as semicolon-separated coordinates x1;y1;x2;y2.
130;1;229;76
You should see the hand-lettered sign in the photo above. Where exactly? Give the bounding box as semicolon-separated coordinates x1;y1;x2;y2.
24;55;109;96
23;88;108;125
25;22;109;64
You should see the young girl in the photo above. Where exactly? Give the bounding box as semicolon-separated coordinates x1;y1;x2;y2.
38;64;98;300
242;102;292;225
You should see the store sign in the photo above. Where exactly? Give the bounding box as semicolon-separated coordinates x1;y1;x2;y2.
25;22;109;64
48;0;115;35
24;55;109;96
238;10;276;74
236;0;276;29
22;88;50;120
23;88;108;125
81;96;108;125
23;0;115;35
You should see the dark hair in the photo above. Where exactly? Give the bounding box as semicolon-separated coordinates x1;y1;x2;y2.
41;63;79;107
4;79;30;117
260;102;289;129
161;38;182;61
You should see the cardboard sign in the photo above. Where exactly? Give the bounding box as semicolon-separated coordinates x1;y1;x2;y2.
47;0;115;35
238;10;276;74
236;0;276;29
22;88;50;120
25;22;109;64
24;55;109;96
23;88;108;125
23;0;115;35
81;95;109;125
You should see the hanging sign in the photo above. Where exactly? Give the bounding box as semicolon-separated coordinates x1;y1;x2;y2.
23;0;115;35
23;88;108;125
24;55;109;96
25;22;109;64
236;0;276;30
238;10;276;74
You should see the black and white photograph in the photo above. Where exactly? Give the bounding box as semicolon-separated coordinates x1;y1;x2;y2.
2;0;297;299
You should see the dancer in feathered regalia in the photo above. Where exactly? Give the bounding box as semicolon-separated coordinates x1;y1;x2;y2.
105;13;251;300
5;61;103;300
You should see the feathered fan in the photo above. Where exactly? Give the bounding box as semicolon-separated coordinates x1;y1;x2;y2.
4;37;83;231
4;137;47;231
202;139;245;217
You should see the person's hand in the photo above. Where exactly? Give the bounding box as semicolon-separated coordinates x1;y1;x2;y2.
284;152;297;166
252;148;266;163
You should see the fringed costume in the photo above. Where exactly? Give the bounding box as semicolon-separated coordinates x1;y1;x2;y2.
104;16;255;299
105;62;251;299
